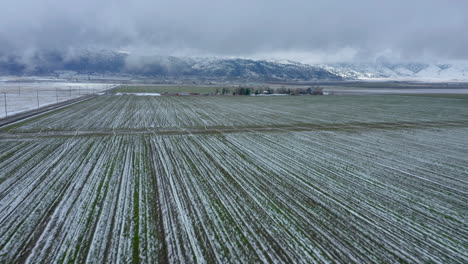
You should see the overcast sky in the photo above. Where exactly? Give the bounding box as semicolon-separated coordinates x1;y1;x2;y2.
1;0;467;63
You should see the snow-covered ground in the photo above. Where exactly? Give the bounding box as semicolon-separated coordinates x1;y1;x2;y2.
0;82;116;118
325;88;468;95
115;92;161;96
0;95;467;262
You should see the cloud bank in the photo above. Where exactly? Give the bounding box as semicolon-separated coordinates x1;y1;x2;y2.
1;0;467;63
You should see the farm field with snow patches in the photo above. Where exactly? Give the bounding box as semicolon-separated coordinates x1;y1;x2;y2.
0;94;467;263
0;82;114;118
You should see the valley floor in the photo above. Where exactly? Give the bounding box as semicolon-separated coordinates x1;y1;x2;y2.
0;94;467;263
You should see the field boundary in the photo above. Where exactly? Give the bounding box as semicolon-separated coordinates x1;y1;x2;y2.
0;85;121;128
2;120;468;139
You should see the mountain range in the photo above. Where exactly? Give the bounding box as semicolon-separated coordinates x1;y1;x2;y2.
319;62;468;82
1;50;467;82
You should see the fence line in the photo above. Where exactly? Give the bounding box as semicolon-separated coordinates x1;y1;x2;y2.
3;92;7;118
0;85;114;119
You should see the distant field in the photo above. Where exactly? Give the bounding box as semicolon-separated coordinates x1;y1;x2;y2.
316;81;468;89
113;85;221;94
0;94;467;263
401;94;468;99
113;84;468;97
323;87;468;95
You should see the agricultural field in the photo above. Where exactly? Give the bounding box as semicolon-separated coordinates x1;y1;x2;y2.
0;82;115;118
323;87;468;96
401;94;468;100
113;85;221;94
0;93;467;263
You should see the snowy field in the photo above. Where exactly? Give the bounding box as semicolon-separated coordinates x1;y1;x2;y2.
0;95;467;263
325;87;468;95
0;82;115;118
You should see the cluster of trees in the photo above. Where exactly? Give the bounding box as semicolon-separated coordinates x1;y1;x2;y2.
263;86;324;95
215;87;233;95
214;85;324;96
215;87;251;95
233;87;251;95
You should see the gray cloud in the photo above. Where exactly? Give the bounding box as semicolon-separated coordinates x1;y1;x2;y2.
0;0;467;63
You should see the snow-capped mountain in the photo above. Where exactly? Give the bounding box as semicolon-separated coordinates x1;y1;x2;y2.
1;50;468;81
0;51;341;81
124;55;341;80
320;62;468;81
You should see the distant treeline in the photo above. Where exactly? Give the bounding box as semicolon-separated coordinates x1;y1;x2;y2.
217;86;324;96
